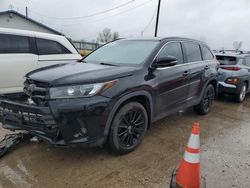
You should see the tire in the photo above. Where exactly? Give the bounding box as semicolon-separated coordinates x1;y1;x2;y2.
194;84;215;115
109;102;148;154
234;83;247;103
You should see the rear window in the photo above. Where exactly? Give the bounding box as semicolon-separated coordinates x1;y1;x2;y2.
216;55;237;65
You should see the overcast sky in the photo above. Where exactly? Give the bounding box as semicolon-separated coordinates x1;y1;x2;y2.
1;0;250;50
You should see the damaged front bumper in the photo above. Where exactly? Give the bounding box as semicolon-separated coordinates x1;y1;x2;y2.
0;96;111;147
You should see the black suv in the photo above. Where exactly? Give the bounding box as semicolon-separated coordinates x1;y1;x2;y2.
0;38;218;154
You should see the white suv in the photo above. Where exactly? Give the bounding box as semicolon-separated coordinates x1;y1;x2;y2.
0;28;82;94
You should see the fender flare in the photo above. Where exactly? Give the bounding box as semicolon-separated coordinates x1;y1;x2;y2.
103;91;153;137
201;77;218;98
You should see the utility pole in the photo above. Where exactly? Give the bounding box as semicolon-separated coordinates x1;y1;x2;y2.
25;7;28;17
154;0;161;37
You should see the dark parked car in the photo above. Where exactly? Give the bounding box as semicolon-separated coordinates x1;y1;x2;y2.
216;51;250;102
0;38;218;154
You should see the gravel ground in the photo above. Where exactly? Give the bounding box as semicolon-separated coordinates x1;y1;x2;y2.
0;96;250;188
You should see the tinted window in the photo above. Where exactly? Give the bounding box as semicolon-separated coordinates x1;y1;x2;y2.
244;57;250;67
158;42;184;64
0;34;29;53
183;42;202;62
201;45;214;60
36;38;71;55
216;56;237;65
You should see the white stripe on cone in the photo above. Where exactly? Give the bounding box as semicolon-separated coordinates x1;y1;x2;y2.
187;134;200;149
184;151;200;164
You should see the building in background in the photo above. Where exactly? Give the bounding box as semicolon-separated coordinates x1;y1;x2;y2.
0;10;100;56
0;10;62;35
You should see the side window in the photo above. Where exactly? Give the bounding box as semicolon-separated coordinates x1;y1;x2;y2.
36;38;71;55
183;42;202;63
244;57;250;67
158;42;184;64
201;45;214;60
0;34;29;53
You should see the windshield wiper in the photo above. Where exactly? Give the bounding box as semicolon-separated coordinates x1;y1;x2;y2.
100;62;120;67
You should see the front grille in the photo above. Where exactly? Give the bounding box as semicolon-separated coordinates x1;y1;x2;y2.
24;79;49;105
1;101;56;130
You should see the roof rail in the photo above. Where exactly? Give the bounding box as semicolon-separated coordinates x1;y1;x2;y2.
215;49;250;55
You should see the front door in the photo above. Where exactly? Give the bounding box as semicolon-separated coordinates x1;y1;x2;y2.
154;42;189;117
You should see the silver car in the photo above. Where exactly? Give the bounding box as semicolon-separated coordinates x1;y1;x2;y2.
216;51;250;102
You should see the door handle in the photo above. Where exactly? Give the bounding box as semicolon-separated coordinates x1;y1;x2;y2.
204;65;209;70
183;71;189;76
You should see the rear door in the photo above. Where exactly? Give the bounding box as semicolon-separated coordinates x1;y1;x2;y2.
154;42;189;116
0;34;38;94
182;42;207;102
36;38;80;68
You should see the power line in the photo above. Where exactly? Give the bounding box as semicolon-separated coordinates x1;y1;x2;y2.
30;0;137;20
141;7;157;34
60;0;153;27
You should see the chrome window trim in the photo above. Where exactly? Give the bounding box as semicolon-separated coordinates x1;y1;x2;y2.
152;40;205;71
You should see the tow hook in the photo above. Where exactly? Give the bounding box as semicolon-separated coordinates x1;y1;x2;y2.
0;133;32;158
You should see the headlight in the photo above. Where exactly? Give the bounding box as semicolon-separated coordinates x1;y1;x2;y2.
50;80;116;99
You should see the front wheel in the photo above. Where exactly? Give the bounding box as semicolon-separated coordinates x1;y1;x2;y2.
234;83;247;103
109;102;148;154
194;84;215;115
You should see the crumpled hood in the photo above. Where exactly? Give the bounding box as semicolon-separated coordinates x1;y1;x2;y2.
27;62;138;86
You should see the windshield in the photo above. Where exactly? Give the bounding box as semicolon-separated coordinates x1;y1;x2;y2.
84;40;159;66
216;55;238;65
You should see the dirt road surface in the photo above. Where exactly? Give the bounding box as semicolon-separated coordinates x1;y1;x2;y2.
0;96;250;188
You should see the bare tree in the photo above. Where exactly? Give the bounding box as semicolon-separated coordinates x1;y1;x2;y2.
113;32;120;40
233;41;243;51
97;28;119;43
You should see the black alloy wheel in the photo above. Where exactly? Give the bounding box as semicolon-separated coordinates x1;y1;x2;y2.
109;102;148;154
194;84;215;115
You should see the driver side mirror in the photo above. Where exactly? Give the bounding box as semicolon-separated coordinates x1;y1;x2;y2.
153;56;177;68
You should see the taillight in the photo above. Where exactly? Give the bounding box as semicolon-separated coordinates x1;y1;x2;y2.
226;78;239;85
221;67;241;71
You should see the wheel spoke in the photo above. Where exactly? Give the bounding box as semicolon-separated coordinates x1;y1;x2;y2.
126;134;131;145
134;121;144;127
118;130;127;137
119;124;128;129
123;116;130;125
131;111;137;123
134;114;142;123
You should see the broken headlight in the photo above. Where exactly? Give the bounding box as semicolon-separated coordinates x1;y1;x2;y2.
49;80;116;99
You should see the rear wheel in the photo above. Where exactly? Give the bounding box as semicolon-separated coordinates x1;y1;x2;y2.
234;83;247;103
194;84;215;115
109;102;148;154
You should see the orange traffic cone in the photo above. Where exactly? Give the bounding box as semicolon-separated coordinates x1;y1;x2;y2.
170;122;206;188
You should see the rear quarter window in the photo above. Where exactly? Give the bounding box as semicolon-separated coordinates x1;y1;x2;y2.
36;38;71;55
201;45;214;60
